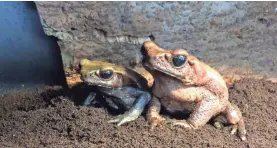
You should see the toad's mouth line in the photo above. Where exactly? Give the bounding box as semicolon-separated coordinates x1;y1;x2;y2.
88;83;113;89
151;66;186;82
81;78;114;89
145;60;194;85
148;64;193;85
144;60;177;78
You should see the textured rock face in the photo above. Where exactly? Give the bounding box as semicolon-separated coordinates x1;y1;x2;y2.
35;1;277;82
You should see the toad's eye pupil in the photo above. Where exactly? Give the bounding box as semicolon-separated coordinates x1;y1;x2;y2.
172;55;186;67
99;70;113;79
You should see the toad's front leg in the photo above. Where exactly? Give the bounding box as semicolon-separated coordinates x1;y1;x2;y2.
146;96;167;131
83;92;97;106
108;87;151;126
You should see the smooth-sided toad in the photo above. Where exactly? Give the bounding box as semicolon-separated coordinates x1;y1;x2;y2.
80;59;153;126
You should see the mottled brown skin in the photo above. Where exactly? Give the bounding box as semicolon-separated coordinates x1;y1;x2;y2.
80;59;153;126
142;41;246;141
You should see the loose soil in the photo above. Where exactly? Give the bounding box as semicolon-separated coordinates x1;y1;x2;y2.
0;79;276;148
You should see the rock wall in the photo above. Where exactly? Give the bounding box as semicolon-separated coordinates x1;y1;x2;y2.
35;1;277;85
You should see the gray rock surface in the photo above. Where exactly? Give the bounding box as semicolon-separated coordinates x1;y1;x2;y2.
35;1;277;77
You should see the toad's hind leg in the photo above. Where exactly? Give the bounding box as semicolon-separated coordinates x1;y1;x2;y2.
224;102;247;141
173;95;220;129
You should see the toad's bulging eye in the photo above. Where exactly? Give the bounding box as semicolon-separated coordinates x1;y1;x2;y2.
99;70;113;79
172;55;187;68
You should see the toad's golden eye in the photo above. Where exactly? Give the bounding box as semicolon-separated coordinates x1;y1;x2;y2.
172;55;187;68
99;70;113;79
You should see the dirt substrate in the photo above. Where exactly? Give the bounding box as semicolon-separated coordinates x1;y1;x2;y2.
0;79;276;148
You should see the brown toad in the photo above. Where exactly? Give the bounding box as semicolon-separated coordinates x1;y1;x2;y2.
141;41;247;141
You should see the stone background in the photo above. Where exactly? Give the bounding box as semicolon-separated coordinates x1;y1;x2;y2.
35;1;277;79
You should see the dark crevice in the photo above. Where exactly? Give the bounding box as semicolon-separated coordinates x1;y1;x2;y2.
32;2;67;87
95;28;107;37
0;1;67;94
46;37;67;88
